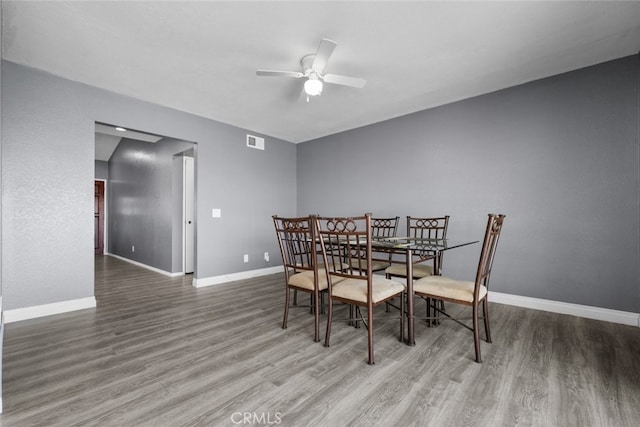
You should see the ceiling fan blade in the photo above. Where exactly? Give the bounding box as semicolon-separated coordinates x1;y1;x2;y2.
256;69;304;78
311;38;337;73
323;74;367;89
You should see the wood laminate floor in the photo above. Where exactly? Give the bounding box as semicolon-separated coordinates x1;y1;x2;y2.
1;255;639;426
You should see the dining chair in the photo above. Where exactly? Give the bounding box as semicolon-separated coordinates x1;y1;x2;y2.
350;216;400;273
273;214;328;342
384;215;450;280
315;214;406;365
412;214;506;363
372;216;400;238
384;215;450;319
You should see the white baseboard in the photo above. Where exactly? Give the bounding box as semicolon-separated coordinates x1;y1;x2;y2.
106;253;183;277
490;291;640;327
4;297;97;324
193;266;283;288
5;274;633;329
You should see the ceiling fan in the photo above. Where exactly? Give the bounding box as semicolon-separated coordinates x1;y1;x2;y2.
256;38;366;101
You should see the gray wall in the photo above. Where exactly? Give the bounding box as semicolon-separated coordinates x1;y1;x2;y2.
0;4;4;410
94;160;109;180
1;60;296;310
108;137;194;273
298;55;640;313
4;54;636;315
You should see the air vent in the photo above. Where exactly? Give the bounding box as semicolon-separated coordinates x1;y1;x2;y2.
246;134;265;150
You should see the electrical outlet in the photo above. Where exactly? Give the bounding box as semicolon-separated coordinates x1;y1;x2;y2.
243;254;249;263
264;252;269;262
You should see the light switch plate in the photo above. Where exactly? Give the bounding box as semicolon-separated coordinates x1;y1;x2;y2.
212;208;221;218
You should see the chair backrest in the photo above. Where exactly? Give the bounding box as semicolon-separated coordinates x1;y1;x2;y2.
406;216;450;239
315;214;372;282
474;214;506;295
406;216;450;265
272;215;317;279
371;216;400;238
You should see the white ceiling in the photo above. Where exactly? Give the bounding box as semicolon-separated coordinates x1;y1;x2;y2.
3;1;640;143
94;132;122;162
94;123;163;161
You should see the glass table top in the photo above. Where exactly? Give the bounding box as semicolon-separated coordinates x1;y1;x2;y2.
371;237;478;251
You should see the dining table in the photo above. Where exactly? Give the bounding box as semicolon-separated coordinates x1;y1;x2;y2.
371;237;479;345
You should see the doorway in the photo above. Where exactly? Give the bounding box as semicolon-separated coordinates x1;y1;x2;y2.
95;123;197;276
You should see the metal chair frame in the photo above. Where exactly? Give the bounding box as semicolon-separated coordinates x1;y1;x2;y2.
315;214;405;365
385;215;450;320
273;215;325;342
413;214;506;363
349;216;400;273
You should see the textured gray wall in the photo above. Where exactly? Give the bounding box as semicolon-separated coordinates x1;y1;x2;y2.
109;138;161;268
0;5;4;409
1;60;296;310
298;55;639;313
6;54;635;314
2;64;95;309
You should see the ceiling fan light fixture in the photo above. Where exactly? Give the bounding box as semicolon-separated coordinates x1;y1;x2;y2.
304;76;323;96
257;38;365;100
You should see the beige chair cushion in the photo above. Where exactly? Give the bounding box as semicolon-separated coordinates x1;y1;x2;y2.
288;270;325;291
331;276;405;304
349;259;392;272
413;275;487;303
385;263;433;278
288;268;345;291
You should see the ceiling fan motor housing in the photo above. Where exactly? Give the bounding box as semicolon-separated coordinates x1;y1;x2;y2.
300;54;317;74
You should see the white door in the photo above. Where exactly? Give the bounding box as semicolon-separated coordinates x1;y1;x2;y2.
183;156;195;274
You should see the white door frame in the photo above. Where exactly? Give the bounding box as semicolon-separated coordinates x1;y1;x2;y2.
182;156;195;274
